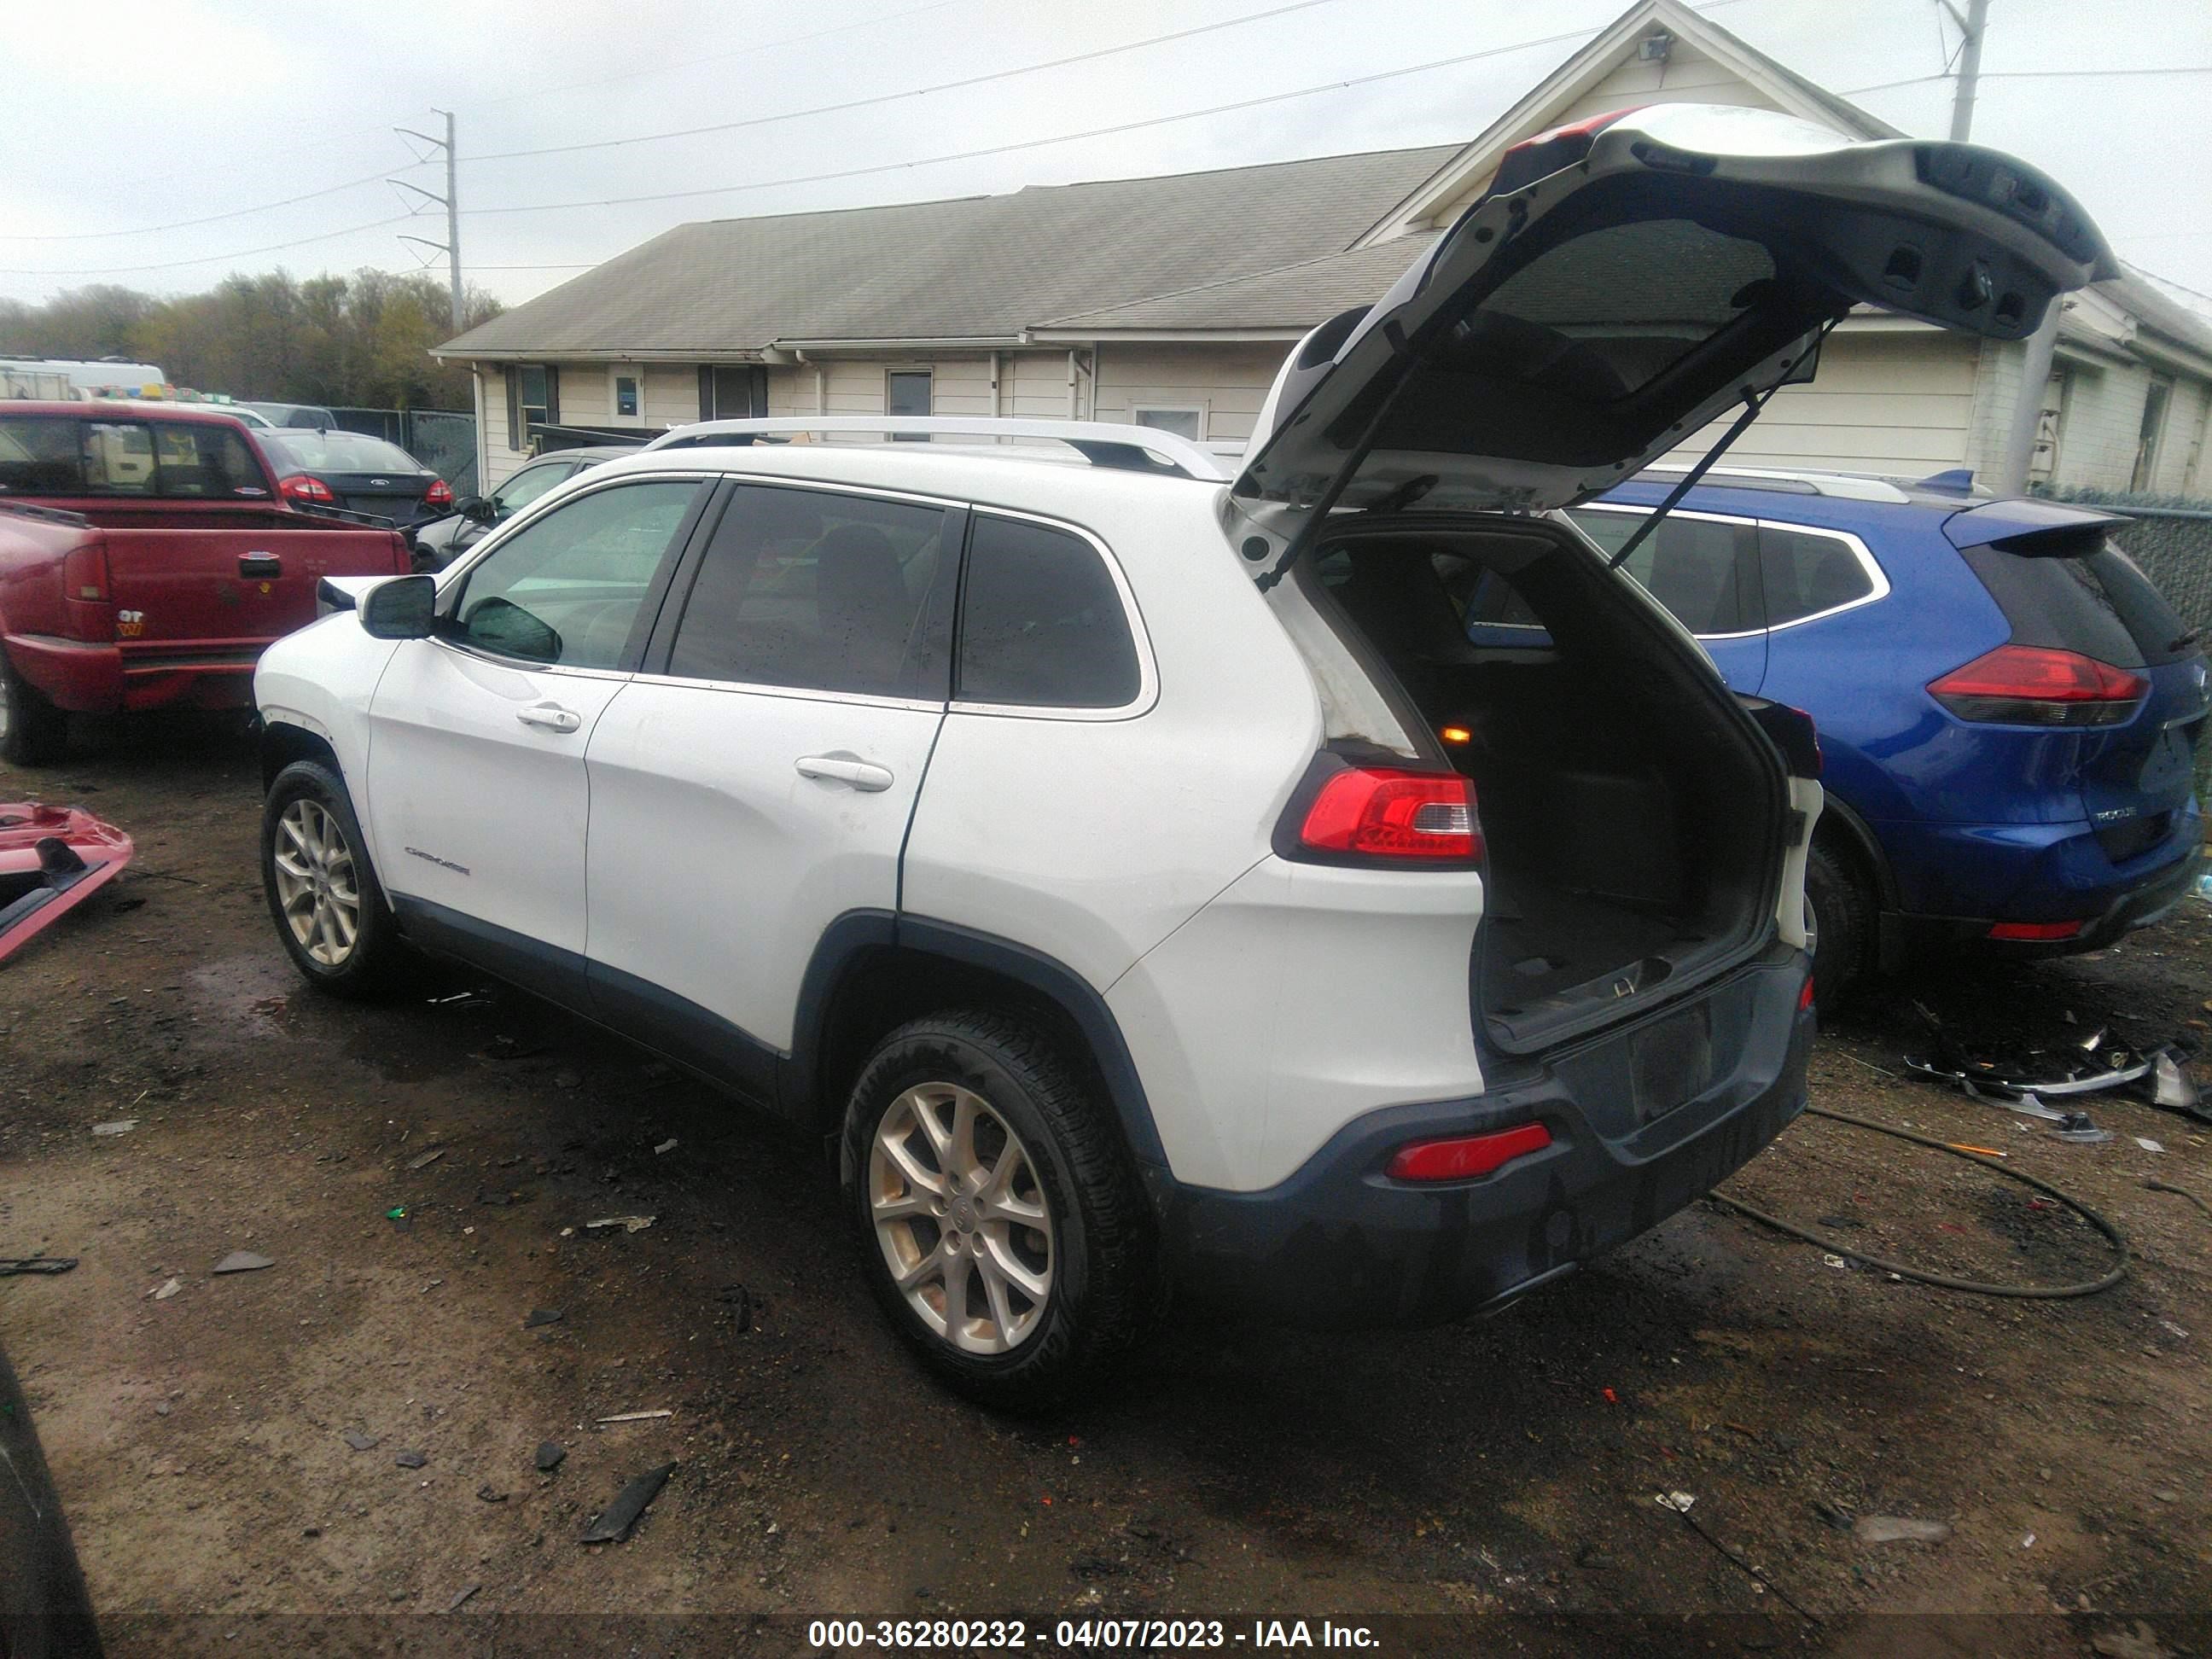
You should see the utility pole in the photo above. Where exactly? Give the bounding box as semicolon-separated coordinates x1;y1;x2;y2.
391;110;463;335
1943;0;1987;141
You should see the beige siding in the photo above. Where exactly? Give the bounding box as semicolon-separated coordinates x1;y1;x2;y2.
1433;42;1777;223
1662;331;1979;476
2151;375;2211;496
1091;343;1284;445
1007;352;1077;420
642;364;700;428
2049;358;2154;490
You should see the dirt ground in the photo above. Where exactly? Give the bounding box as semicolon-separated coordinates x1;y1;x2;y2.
3;713;2209;1657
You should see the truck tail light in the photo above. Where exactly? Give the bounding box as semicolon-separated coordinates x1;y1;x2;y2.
279;474;338;506
423;478;453;509
1928;645;2146;727
1387;1122;1552;1182
62;542;110;602
1298;768;1481;862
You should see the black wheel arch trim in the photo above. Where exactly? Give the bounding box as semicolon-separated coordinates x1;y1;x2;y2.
1812;790;1898;911
788;911;1170;1170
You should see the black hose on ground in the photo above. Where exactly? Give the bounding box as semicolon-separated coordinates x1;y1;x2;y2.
1708;1103;2129;1299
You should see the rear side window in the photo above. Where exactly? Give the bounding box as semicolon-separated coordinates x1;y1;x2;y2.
956;515;1140;707
82;422;157;494
1760;526;1876;626
1564;509;1755;635
666;485;952;698
1959;543;2152;668
0;416;85;493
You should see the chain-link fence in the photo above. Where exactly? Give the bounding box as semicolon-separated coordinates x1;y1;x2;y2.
328;407;477;496
2042;486;2212;800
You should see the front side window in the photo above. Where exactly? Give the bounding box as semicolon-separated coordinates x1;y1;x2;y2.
665;485;952;698
152;423;270;497
1759;525;1875;627
451;480;701;669
957;515;1140;708
1567;509;1755;635
492;462;575;516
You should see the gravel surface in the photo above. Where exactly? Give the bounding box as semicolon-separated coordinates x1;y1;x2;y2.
3;713;2208;1656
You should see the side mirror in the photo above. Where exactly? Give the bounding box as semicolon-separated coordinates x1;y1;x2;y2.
359;574;437;640
457;494;498;524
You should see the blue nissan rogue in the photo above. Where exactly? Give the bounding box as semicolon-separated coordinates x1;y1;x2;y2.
1468;468;2207;997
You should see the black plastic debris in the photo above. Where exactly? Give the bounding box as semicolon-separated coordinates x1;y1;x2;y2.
0;1257;77;1277
395;1450;428;1470
579;1463;676;1545
211;1250;274;1274
717;1284;753;1331
445;1583;480;1614
535;1441;567;1473
523;1308;563;1329
476;1483;509;1504
405;1149;445;1172
343;1430;381;1452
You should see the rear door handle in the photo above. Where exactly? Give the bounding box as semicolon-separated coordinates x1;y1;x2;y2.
796;754;894;792
240;551;282;579
515;701;582;734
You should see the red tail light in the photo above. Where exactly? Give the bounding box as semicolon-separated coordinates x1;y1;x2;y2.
1928;645;2146;727
279;473;337;506
1299;768;1481;862
61;542;110;602
1388;1122;1552;1182
424;478;453;509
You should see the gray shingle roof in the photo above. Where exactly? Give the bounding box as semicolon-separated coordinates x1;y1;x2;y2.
1036;235;1441;334
437;146;1460;359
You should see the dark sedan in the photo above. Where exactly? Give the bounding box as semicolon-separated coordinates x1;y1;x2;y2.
259;430;452;526
408;444;632;569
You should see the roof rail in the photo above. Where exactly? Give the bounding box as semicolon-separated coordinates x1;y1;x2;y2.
641;416;1230;482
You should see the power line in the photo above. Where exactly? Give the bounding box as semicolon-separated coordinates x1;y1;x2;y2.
1847;64;2212;94
0;162;429;243
0;215;415;277
463;25;1604;220
465;0;1347;166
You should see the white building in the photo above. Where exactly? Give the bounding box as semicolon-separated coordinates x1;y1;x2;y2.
435;0;2212;498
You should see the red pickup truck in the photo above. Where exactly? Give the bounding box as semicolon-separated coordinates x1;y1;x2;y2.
0;402;410;764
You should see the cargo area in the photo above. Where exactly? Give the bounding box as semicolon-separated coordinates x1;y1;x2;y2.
1300;518;1785;1051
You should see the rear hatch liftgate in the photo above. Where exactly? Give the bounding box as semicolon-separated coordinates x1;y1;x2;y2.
1228;104;2114;1051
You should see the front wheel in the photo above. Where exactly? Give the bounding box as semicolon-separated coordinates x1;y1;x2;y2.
841;1010;1155;1411
260;760;410;996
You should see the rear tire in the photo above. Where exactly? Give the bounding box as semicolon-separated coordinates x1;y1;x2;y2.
260;760;410;998
841;1010;1155;1412
0;651;69;766
1805;837;1873;1004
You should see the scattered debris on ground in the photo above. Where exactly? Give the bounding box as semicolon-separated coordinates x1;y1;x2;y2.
579;1464;677;1545
209;1250;274;1274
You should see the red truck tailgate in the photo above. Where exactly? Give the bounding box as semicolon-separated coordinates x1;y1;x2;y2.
104;515;406;665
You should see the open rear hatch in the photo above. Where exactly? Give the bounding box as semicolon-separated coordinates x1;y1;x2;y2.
1230;104;2114;1051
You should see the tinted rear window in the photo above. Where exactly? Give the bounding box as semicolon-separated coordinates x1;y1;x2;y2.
1959;542;2194;668
957;516;1139;707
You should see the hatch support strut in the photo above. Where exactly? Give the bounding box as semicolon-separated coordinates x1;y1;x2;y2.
1606;318;1841;571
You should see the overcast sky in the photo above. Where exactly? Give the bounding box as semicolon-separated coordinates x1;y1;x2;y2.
5;0;2209;318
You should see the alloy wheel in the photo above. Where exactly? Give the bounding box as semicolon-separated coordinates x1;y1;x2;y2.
271;798;362;968
868;1082;1055;1353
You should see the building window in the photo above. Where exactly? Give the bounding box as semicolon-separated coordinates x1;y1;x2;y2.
887;369;932;439
505;364;558;451
1132;405;1204;441
2132;378;2173;492
614;370;642;422
698;364;767;420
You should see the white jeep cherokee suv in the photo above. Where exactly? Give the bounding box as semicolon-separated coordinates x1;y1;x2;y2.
253;108;2111;1406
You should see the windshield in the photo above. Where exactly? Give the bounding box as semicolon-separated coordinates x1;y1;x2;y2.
495;462;574;514
262;432;422;474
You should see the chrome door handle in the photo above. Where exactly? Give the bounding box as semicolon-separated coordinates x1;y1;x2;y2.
795;754;894;792
515;701;582;734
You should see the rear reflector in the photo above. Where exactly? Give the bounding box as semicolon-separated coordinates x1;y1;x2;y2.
1388;1122;1553;1182
1928;644;2146;727
1988;918;2086;941
1299;768;1481;862
1799;975;1816;1011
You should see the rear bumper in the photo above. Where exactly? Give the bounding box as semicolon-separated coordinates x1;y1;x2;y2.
6;632;264;713
1877;803;2203;962
1150;949;1813;1328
